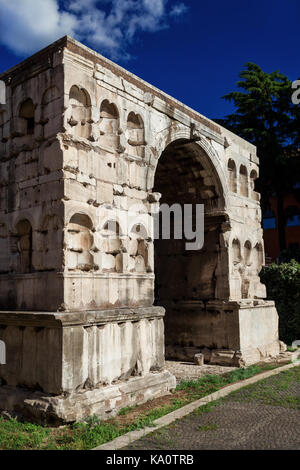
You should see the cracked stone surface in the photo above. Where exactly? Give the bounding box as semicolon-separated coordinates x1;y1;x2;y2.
125;368;300;450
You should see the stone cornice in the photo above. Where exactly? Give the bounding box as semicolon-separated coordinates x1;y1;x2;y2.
0;306;165;328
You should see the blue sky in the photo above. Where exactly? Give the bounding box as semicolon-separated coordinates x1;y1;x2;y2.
0;0;299;119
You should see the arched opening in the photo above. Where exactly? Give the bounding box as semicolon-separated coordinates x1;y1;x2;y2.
0;223;9;274
127;112;145;157
66;213;94;271
0;339;5;365
253;242;264;274
242;240;252;298
36;215;63;271
42;86;61;138
68;85;91;139
244;240;252;266
0;110;7;142
153;139;228;360
231;238;242;300
129;223;149;273
228;159;237;193
19;99;35;135
15;219;33;273
239;165;249;197
99;219;123;272
102;219;121;236
232;239;241;265
250;169;259;200
99;100;120;150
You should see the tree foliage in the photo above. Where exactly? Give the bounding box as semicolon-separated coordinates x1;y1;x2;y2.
217;63;300;250
260;260;300;344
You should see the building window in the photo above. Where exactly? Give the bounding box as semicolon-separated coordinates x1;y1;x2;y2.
285;206;300;227
262;210;276;229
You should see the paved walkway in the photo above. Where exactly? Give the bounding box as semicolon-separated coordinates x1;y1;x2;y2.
124;367;300;450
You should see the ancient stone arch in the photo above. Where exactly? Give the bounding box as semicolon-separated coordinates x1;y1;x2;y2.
153;138;230;356
0;37;282;424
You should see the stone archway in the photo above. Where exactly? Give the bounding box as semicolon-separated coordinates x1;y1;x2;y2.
153;138;230;361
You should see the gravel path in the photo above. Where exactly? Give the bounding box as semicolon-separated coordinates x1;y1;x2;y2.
165;360;236;384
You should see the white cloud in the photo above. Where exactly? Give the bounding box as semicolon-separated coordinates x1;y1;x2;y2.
0;0;78;55
170;2;188;16
143;0;165;17
0;0;188;59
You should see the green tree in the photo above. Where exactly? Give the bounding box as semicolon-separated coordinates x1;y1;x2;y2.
217;62;300;251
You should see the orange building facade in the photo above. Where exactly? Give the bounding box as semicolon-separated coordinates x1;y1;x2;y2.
263;193;300;262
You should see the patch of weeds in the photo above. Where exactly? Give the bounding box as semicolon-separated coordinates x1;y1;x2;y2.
198;423;219;432
176;364;268;400
193;400;222;415
0;417;52;450
118;404;138;416
150;427;175;447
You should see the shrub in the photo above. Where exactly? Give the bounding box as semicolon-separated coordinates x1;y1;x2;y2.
278;246;300;263
260;260;300;345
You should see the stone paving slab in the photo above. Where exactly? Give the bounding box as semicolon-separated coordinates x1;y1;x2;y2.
125;402;300;450
124;365;300;450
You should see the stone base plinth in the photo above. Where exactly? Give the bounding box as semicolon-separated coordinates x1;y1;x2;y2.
164;299;282;366
0;371;176;425
0;307;176;423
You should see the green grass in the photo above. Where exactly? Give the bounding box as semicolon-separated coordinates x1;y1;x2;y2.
225;366;300;409
198;423;219;432
176;364;273;395
0;363;291;450
287;346;298;352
